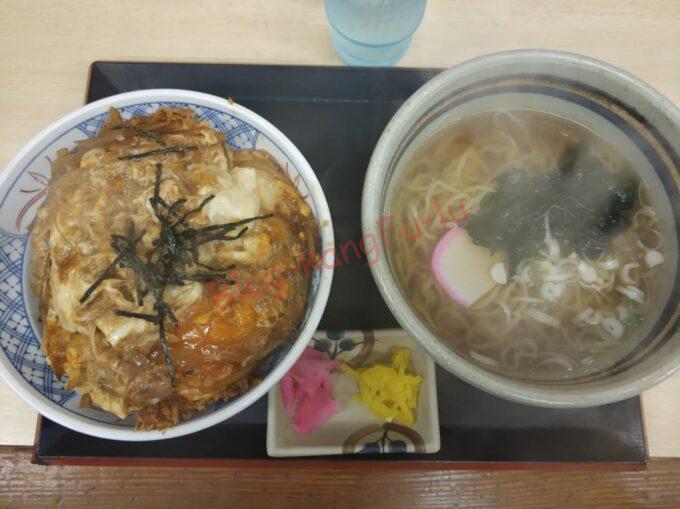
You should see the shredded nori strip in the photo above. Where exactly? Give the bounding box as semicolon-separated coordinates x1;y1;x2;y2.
78;253;124;304
118;145;198;161
79;163;272;386
156;314;173;385
114;310;159;324
112;124;166;146
175;195;214;226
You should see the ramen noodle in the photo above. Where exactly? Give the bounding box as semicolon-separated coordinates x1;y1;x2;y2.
388;110;664;380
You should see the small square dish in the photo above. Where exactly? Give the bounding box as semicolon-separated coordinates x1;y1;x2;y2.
267;329;440;457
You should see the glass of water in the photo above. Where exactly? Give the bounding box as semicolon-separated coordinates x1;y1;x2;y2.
324;0;428;67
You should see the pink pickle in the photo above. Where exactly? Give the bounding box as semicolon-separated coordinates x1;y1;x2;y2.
280;347;341;436
280;373;296;413
292;386;341;436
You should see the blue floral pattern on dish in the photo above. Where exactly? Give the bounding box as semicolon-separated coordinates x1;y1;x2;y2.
312;329;375;366
343;422;426;454
359;430;407;454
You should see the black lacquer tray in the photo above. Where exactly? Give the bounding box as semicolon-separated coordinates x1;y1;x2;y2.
34;62;646;469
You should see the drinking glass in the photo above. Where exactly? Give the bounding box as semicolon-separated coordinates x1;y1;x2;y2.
324;0;428;67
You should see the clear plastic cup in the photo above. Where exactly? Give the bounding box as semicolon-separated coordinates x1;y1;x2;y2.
324;0;427;67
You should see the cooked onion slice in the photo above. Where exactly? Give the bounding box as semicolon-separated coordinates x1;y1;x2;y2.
540;282;564;302
617;285;645;304
645;250;664;268
601;258;620;271
527;308;561;328
490;262;508;285
573;307;594;324
578;262;598;284
602;317;624;339
620;263;640;285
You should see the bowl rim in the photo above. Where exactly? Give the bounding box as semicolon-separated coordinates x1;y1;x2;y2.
0;89;334;440
362;49;680;408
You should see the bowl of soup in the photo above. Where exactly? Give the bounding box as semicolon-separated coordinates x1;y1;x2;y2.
363;50;680;407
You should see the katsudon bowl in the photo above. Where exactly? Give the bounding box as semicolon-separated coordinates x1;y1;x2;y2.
0;89;334;440
363;50;680;408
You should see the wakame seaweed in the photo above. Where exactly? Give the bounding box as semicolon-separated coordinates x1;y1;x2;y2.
80;163;272;385
464;143;637;271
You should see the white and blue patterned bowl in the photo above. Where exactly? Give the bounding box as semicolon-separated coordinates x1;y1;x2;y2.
0;89;334;440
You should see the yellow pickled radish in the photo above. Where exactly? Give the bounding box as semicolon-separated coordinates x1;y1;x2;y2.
341;347;423;426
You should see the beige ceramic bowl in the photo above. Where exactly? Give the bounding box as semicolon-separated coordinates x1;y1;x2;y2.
362;50;680;408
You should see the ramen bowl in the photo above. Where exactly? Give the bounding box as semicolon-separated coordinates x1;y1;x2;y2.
0;89;334;440
363;50;680;407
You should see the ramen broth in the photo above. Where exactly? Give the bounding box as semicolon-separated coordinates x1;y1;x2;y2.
387;110;665;380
